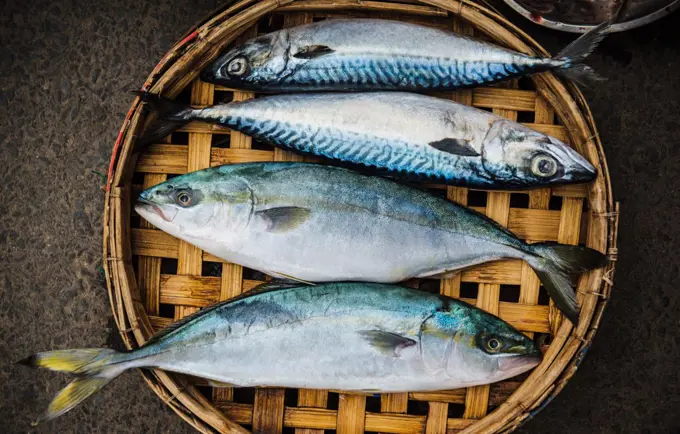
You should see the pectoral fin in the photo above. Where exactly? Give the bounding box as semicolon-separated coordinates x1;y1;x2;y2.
255;207;311;233
293;45;335;59
358;330;416;357
429;138;480;157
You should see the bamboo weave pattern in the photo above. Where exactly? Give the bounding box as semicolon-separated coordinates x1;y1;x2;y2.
104;2;617;433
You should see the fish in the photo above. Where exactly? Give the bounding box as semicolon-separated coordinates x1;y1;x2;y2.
136;91;596;189
134;162;607;324
200;18;610;92
18;282;542;423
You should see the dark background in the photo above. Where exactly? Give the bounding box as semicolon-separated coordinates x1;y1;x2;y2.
1;0;679;432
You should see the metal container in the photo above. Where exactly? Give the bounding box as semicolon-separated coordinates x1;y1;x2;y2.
504;0;679;32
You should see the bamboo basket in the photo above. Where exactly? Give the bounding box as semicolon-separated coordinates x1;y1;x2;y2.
102;1;619;433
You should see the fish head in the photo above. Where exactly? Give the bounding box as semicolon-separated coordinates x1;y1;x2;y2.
481;119;597;187
135;167;253;242
201;31;291;89
421;304;542;385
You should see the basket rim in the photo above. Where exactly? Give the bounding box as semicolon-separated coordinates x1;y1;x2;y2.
102;1;619;433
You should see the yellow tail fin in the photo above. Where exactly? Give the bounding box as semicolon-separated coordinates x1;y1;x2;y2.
33;376;115;425
18;348;117;374
17;348;125;424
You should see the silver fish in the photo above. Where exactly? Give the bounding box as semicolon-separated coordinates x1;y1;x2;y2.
135;162;607;324
19;282;542;423
138;91;596;189
201;18;610;91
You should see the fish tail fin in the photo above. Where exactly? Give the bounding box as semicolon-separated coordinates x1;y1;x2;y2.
134;91;197;148
17;348;130;424
552;21;611;86
525;242;608;325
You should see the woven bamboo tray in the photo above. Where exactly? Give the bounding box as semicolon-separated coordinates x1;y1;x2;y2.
103;1;619;433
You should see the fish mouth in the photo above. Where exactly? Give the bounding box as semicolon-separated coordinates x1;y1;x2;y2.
135;198;177;223
567;159;597;183
200;67;218;84
560;146;597;183
498;353;542;373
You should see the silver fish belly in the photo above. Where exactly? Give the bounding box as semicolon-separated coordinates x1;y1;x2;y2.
201;19;609;91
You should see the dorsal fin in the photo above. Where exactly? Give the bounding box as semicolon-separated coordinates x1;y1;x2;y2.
142;280;304;347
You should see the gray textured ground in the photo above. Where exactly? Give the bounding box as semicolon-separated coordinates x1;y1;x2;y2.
1;1;679;433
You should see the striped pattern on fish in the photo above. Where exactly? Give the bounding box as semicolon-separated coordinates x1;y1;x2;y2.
200;19;610;92
275;56;542;90
138;92;597;189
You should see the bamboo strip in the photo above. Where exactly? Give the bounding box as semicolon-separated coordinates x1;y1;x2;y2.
522;123;569;143
220;403;431;433
177;121;232;134
426;402;449;434
409;381;520;406
149;315;172;331
381;393;409;413
425;183;587;198
211;148;275;167
252;388;286;434
337;394;367;434
135;145;276;174
472;88;536;111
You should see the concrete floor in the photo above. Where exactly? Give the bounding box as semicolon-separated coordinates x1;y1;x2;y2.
1;1;679;433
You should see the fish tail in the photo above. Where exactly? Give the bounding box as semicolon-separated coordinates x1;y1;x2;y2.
525;242;608;325
552;21;611;86
134;91;197;149
17;348;131;424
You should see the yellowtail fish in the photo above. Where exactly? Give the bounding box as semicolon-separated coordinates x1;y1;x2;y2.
19;283;542;423
135;162;607;324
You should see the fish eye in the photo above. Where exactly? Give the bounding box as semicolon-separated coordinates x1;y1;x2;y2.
486;337;502;353
225;57;248;77
175;190;194;208
531;154;558;178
